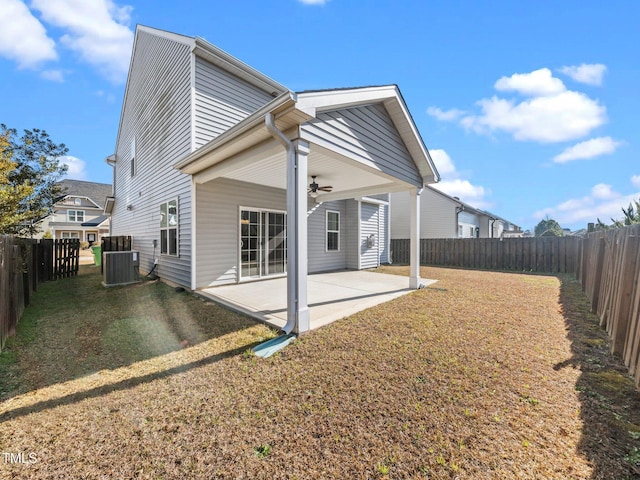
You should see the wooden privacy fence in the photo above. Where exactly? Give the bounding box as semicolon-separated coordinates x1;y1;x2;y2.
54;239;80;279
102;235;132;253
0;236;80;352
100;236;132;273
579;225;640;387
390;237;581;273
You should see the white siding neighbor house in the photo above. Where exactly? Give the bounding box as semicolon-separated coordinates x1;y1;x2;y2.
107;26;439;333
390;186;522;240
37;179;112;243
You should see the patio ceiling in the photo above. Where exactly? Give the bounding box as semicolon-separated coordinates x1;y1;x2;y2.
176;87;437;202
211;140;403;202
184;117;417;202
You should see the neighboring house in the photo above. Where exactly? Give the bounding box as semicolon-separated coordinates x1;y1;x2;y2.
106;26;439;333
37;179;112;243
390;186;522;239
487;212;523;238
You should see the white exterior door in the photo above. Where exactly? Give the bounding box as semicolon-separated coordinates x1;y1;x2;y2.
240;209;286;279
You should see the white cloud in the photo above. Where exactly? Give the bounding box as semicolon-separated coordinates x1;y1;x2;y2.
427;106;466;121
432;179;491;208
559;64;607;86
0;0;57;68
30;0;134;84
429;149;456;177
460;90;606;143
41;69;64;82
632;175;640;189
591;183;615;199
534;183;640;227
494;68;566;97
96;89;116;103
60;155;88;180
553;136;623;163
428;148;491;208
431;67;608;144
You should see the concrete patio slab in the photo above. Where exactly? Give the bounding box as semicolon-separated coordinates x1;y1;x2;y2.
197;270;437;331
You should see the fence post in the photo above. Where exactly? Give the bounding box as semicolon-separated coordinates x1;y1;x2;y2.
591;237;607;314
610;235;639;355
0;236;10;351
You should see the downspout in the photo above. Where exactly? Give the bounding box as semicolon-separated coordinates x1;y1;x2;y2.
265;112;297;335
455;204;464;238
490;218;496;238
105;154;116;236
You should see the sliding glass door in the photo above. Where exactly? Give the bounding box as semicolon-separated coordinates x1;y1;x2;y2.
240;209;286;279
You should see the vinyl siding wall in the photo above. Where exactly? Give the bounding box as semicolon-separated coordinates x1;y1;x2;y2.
307;200;348;273
379;203;389;263
195;178;286;287
112;31;278;288
195;180;355;287
111;30;193;287
345;200;360;269
301;103;423;187
360;202;380;269
458;211;480;238
390;188;458;239
479;217;491;238
193;57;274;149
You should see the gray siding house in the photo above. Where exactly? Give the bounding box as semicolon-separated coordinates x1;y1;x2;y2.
390;186;522;240
38;179;112;243
108;26;438;333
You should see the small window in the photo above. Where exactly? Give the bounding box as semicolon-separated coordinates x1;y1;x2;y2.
469;226;474;237
160;199;178;256
326;210;340;252
458;225;463;237
130;137;136;177
62;232;79;239
68;210;85;222
74;198;81;205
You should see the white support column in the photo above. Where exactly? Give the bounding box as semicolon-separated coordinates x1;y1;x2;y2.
286;138;310;333
409;187;421;289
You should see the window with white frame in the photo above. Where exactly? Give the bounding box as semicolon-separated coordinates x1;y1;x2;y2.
458;225;463;237
130;137;136;177
326;210;340;252
68;210;85;222
62;232;79;239
160;199;178;255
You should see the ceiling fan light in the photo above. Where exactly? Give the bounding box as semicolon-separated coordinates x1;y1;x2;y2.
309;191;319;198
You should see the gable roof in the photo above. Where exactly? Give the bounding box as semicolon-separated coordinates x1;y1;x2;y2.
425;185;480;213
56;180;113;209
110;25;288;160
81;215;110;227
426;186;521;229
296;85;439;184
177;85;439;186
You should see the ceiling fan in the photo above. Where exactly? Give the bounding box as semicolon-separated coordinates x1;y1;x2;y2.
308;176;333;197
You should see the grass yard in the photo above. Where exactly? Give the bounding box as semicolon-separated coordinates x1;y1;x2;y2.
1;265;640;479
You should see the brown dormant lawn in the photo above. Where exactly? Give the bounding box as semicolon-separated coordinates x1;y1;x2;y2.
1;265;639;479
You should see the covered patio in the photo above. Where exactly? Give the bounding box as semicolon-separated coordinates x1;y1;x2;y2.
198;270;437;331
177;86;439;335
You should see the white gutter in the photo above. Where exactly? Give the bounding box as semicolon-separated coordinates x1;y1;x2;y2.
175;91;296;174
265;112;297;335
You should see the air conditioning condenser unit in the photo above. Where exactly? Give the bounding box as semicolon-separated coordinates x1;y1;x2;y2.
103;251;140;287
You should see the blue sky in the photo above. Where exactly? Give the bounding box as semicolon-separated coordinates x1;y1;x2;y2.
1;0;638;232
